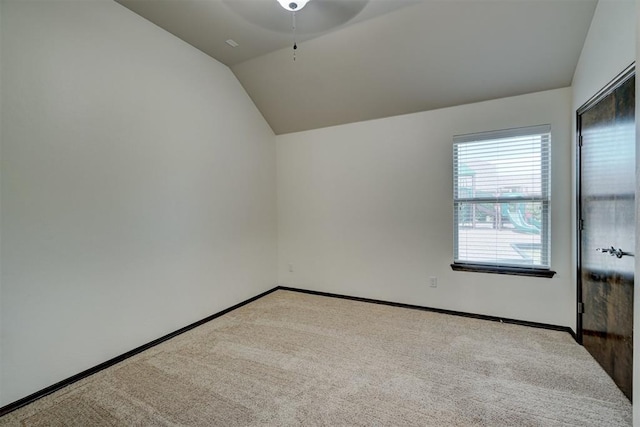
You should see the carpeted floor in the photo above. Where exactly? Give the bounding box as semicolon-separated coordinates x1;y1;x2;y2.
0;290;632;426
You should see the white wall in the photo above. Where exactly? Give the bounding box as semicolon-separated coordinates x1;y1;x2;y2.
277;88;573;328
572;0;636;109
569;0;636;420
0;0;277;406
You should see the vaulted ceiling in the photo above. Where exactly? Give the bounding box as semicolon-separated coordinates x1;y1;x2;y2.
116;0;598;135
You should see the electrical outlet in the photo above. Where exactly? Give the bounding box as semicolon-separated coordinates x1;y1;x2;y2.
288;263;294;273
429;276;438;288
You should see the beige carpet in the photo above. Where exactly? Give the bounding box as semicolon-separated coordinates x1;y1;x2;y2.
0;290;632;426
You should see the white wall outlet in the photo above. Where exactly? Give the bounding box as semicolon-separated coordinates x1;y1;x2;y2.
429;276;438;288
288;263;294;273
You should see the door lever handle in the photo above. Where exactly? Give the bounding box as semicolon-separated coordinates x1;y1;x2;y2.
596;246;634;258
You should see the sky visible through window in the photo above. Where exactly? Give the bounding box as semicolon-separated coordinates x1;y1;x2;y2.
456;135;544;198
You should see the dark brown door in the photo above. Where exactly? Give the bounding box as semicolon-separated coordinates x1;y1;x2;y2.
578;69;635;401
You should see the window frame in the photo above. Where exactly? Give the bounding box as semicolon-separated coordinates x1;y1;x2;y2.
450;125;556;278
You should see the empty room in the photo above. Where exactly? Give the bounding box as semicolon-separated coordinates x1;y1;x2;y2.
0;0;638;425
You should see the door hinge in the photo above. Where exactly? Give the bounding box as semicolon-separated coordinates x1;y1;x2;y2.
578;302;584;314
578;135;583;147
579;219;584;231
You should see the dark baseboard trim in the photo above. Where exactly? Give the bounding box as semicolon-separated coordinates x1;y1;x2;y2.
1;284;578;417
0;286;280;417
278;286;575;337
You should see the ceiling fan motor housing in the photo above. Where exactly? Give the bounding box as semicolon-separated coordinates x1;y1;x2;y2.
276;0;311;12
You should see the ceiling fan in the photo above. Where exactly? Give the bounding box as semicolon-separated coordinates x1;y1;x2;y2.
276;0;312;12
222;0;370;36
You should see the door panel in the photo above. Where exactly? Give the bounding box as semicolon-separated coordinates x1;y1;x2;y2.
579;72;635;401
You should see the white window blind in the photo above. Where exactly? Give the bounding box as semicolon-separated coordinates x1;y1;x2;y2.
453;125;551;270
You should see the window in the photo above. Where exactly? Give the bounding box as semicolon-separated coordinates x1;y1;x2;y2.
451;125;554;277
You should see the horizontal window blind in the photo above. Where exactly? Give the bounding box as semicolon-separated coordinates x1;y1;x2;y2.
453;125;551;270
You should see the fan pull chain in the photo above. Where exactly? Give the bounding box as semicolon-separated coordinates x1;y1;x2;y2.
292;11;297;61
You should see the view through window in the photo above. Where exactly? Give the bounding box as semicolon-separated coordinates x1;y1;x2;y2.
453;125;551;272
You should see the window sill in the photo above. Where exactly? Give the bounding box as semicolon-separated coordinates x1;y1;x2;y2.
450;263;556;278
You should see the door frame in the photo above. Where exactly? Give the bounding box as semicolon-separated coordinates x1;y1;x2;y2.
576;62;636;345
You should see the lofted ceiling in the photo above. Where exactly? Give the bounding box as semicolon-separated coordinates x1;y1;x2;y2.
116;0;598;135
